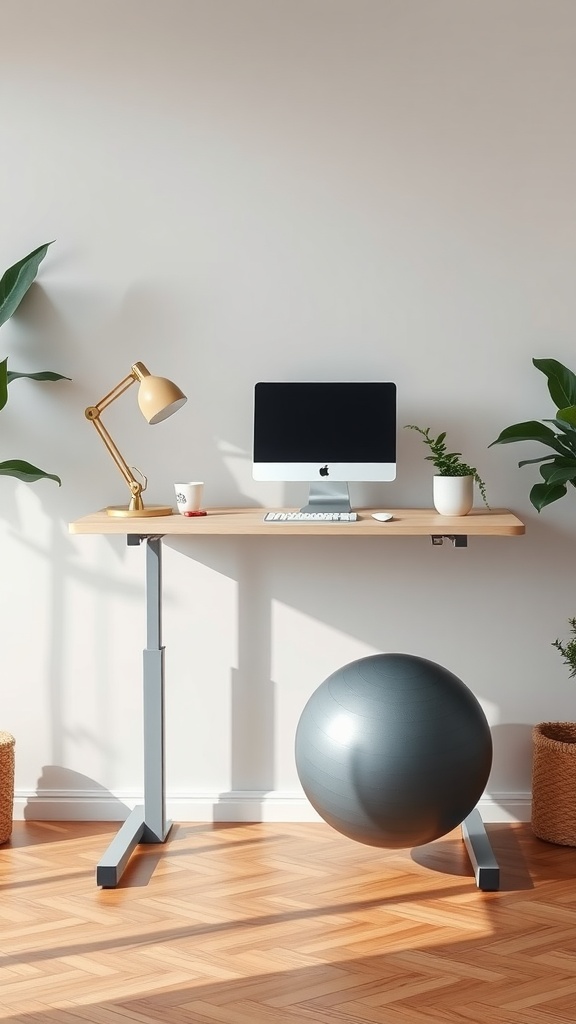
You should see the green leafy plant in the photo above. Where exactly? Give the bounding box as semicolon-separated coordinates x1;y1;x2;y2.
405;424;489;507
552;618;576;679
0;242;68;486
490;358;576;513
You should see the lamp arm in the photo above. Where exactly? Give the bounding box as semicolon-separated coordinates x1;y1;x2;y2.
85;370;145;510
92;372;138;414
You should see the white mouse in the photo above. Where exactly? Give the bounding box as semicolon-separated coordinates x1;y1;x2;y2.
371;512;393;522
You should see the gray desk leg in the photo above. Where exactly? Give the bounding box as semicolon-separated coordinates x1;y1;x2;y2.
97;536;172;887
461;808;500;891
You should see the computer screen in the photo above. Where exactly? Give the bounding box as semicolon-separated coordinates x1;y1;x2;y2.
253;381;397;512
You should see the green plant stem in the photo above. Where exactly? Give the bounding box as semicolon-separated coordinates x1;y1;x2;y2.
405;424;489;508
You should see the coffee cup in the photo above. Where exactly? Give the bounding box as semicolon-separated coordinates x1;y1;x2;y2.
174;481;205;515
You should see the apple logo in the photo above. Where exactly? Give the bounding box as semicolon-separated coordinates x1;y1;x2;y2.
319;465;329;477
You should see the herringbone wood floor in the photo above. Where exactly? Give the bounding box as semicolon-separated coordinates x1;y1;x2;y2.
1;821;576;1022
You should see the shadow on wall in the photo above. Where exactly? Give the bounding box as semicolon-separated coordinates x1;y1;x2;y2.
23;766;130;823
164;528;562;817
487;722;534;818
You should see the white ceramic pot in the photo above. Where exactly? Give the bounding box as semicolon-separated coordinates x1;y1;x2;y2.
433;475;474;516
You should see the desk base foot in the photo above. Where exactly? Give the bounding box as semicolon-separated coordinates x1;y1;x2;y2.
461;808;500;891
97;806;173;888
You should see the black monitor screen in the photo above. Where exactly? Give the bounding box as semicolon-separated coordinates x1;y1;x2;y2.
253;382;397;464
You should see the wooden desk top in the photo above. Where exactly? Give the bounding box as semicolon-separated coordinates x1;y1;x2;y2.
69;507;526;537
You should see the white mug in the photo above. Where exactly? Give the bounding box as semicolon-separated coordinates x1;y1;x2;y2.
174;481;204;514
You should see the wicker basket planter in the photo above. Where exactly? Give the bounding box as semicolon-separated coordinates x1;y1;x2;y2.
0;732;15;845
532;721;576;845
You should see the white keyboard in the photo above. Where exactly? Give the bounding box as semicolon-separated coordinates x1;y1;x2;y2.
264;511;357;522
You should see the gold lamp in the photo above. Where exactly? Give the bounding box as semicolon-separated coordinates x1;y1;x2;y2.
85;361;187;517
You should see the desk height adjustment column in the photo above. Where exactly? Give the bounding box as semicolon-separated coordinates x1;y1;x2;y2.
96;534;172;887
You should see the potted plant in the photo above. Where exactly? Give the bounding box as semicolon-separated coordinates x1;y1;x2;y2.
0;241;68;843
531;619;576;845
405;424;489;515
1;241;68;486
489;358;576;512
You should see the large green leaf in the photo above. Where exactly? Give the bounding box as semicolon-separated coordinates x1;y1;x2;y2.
489;420;569;455
518;455;557;467
539;463;576;486
530;480;568;511
0;357;6;412
533;358;576;410
556;405;576;427
7;370;70;384
0;459;61;485
522;453;576;468
0;242;53;327
544;420;576;456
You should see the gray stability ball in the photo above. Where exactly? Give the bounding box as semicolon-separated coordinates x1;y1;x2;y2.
295;653;492;849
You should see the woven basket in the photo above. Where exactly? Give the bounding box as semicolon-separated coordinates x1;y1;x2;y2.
532;721;576;845
0;732;15;845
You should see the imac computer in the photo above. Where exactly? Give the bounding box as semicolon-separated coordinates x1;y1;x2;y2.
253;381;397;513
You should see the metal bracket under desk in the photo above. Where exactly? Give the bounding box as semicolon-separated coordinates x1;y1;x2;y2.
431;535;468;547
96;535;172;887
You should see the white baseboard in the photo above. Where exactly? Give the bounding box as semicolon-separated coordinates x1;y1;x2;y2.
15;789;532;824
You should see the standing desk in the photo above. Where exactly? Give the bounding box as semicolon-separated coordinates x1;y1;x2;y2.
69;507;525;889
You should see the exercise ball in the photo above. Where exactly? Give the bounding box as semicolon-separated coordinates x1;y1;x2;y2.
295;653;492;849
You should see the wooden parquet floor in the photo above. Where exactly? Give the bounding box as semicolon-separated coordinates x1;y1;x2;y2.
1;821;576;1023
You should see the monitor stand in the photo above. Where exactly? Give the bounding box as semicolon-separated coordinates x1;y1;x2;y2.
300;482;352;514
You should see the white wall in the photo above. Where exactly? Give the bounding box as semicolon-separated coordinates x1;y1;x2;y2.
2;0;576;824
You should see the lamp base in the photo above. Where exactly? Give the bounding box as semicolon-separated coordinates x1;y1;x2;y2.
106;505;174;518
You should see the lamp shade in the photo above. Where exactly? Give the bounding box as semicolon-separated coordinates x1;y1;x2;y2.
132;362;187;424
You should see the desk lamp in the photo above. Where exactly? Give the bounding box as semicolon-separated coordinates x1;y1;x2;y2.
85;361;186;517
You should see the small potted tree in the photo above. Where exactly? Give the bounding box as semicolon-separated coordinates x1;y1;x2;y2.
489;359;576;843
0;241;68;843
531;620;576;846
405;424;489;515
